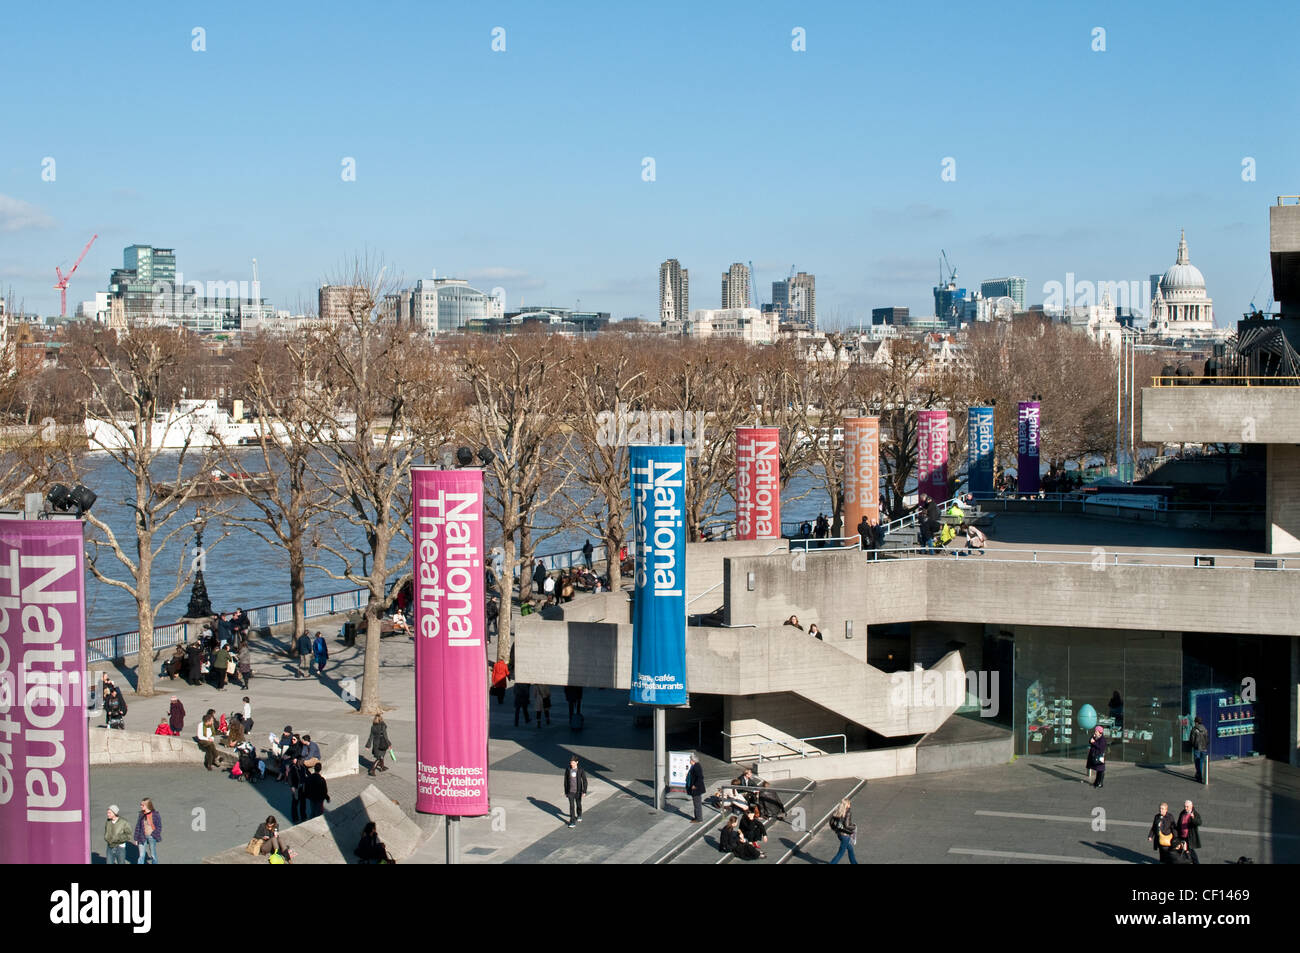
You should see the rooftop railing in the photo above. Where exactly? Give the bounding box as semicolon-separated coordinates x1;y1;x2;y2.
1151;375;1300;387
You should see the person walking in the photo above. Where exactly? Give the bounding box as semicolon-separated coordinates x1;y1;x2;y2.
1085;725;1107;788
134;798;162;864
1176;799;1202;865
241;696;254;733
582;539;594;570
304;763;330;819
366;713;391;776
1148;802;1175;862
532;683;551;727
1190;716;1209;783
197;711;219;771
686;753;706;823
563;755;588;828
168;695;186;735
829;798;858;864
513;681;532;727
564;685;584;720
104;805;132;864
237;651;252;688
312;631;329;676
532;559;547;598
212;643;230;691
814;513;829;540
288;753;308;825
295;632;312;678
186;642;203;686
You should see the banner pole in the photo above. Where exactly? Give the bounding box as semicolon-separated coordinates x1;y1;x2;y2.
654;709;666;811
445;815;460;864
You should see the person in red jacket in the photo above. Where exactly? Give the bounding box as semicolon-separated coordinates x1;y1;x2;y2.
154;715;176;736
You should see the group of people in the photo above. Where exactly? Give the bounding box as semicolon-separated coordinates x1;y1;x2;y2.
1148;799;1204;864
293;631;331;677
782;615;823;640
165;613;253;691
268;725;331;821
104;799;163;864
531;559;606;609
511;681;583;728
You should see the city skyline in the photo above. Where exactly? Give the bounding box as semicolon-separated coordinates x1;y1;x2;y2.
0;2;1295;325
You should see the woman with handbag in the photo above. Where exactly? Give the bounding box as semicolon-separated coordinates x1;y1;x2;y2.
828;798;858;864
1148;802;1175;862
366;713;391;775
252;815;290;860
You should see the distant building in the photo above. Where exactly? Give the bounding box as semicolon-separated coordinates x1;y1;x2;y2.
872;306;909;325
721;263;751;310
659;259;689;325
406;274;495;335
933;281;966;327
979;277;1026;311
501;305;610;335
109;245;269;331
108;245;177;325
319;285;370;323
684;307;775;345
1148;231;1217;339
771;272;816;329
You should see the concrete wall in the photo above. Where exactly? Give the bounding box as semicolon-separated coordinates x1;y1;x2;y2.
916;735;1013;775
89;727;203;766
723;550;1300;637
1143;386;1300;444
724;692;852;762
1267;443;1300;554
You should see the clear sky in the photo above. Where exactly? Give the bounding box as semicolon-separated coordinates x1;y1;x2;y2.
1;1;1296;326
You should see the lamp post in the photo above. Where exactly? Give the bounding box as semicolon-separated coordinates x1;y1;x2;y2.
185;508;212;619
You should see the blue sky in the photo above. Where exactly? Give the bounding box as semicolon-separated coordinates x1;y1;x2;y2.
1;1;1295;326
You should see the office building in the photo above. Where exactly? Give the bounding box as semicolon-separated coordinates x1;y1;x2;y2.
721;262;751;310
684;307;776;345
871;306;909;325
979;277;1027;311
772;271;816;329
659;259;689;325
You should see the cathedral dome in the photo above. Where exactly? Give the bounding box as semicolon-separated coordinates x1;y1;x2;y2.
1160;231;1206;297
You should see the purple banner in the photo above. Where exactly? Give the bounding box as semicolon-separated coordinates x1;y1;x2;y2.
0;518;89;864
413;468;489;816
916;410;949;500
1018;401;1041;494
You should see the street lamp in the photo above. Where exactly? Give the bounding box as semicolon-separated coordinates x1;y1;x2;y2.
185;508;213;619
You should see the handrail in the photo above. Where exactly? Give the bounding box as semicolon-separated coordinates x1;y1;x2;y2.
722;729;848;762
871;545;1292;571
688;580;724;607
1151;375;1300;387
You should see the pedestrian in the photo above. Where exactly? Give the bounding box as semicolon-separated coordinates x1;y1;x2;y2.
304;763;330;819
197;711;219;771
532;559;547;597
354;821;392;864
563;755;588;828
532;683;551;727
288;752;308;824
104;687;127;729
829;797;858;864
857;516;872;553
686;753;706;823
739;805;768;858
1148;801;1175;862
542;573;556;607
564;685;584;720
218;643;234;690
167;696;185;733
366;713;391;775
1085;725;1106;788
296;631;312;677
312;631;329;675
582;538;594;570
513;681;532;726
1176;799;1202;865
104;805;131;864
808;624;823;640
1190;716;1209;783
242;696;253;733
186;642;202;685
238;651;252;687
134;798;162;864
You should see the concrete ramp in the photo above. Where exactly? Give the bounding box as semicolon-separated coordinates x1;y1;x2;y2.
203;784;426;864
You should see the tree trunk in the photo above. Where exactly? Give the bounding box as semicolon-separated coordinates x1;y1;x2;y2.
136;554;155;698
496;545;516;664
288;532;306;644
359;533;389;715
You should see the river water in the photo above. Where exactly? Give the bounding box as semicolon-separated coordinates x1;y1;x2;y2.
77;450;839;639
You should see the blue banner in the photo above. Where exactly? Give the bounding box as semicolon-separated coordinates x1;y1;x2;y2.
629;444;688;706
1018;401;1041;494
968;406;995;495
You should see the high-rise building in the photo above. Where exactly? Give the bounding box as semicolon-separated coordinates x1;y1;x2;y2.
871;306;909;325
979;277;1026;311
408;274;494;335
109;245;177;324
659;259;689;325
108;245;268;331
721;262;751;310
933;282;967;326
771;271;816;328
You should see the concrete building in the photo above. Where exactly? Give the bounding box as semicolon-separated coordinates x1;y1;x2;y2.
659;258;689;325
772;271;816;329
319;284;370;323
684;307;776;344
721;262;751;310
407;274;494;335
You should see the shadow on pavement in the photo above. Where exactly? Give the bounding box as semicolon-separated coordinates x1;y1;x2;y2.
1079;840;1155;863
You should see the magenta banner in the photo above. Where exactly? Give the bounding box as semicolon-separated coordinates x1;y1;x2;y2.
413;468;489;816
916;410;949;500
735;427;780;540
0;517;90;864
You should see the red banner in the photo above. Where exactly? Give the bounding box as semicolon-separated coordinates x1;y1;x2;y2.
0;517;89;864
413;468;489;816
735;428;781;540
917;410;950;501
843;417;879;540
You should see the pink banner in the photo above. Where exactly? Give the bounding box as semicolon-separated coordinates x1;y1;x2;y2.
735;428;781;540
917;410;949;500
413;468;489;816
0;517;90;864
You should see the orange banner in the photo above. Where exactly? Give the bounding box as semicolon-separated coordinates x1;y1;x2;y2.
843;417;879;542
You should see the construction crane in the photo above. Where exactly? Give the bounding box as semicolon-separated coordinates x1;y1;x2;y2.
940;249;957;288
54;234;97;316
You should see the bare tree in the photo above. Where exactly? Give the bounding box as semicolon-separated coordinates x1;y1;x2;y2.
459;332;574;664
65;326;216;698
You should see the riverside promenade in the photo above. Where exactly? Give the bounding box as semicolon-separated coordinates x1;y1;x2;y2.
88;611;1300;864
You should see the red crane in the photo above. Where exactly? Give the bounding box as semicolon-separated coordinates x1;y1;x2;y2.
54;233;97;317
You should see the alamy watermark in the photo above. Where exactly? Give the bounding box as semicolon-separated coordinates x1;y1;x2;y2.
596;403;706;457
1042;274;1152;312
890;666;999;718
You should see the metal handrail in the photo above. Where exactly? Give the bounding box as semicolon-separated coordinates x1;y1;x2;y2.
688;580;724;607
722;729;848;762
872;545;1292;571
1151;375;1300;387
